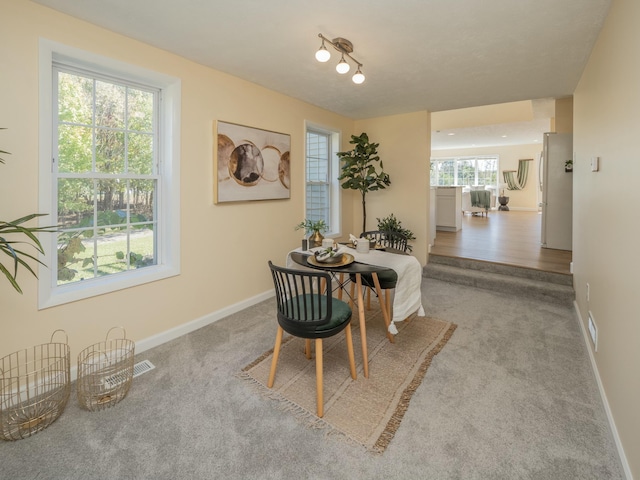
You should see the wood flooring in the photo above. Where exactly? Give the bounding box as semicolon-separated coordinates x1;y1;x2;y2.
429;210;572;275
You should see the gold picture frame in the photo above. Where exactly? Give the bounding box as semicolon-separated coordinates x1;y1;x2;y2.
214;121;291;203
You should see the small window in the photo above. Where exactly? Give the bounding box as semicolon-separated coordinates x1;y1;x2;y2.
39;41;180;308
305;125;341;236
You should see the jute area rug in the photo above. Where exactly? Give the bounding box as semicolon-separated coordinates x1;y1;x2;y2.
239;306;457;454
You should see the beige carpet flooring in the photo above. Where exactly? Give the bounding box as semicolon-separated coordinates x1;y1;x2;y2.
0;278;626;479
240;309;456;453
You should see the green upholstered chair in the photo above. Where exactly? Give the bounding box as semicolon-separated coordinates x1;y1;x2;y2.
349;231;409;327
267;261;356;418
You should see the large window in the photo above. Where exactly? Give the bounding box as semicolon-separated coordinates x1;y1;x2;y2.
39;41;180;308
305;125;341;236
430;155;499;189
54;67;158;284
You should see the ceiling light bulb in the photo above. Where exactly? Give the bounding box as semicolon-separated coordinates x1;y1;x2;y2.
352;67;365;84
315;44;330;62
336;55;350;74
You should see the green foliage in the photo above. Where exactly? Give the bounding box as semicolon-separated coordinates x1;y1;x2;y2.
56;71;155;217
337;132;391;232
128;251;154;268
0;128;8;164
376;213;416;252
57;229;154;284
295;219;328;234
52;72;157;286
57;233;87;282
1;214;56;293
115;250;154;268
1;130;56;293
56;210;153;283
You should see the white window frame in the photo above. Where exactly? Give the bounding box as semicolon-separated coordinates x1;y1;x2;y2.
430;155;499;190
304;122;341;237
38;39;181;309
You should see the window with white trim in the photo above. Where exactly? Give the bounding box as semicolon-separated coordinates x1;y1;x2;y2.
39;41;180;308
430;155;499;189
305;125;341;236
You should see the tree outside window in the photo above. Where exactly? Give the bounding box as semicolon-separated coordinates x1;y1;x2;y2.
55;69;158;284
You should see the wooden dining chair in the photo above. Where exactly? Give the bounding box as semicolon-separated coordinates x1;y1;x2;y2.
349;231;409;329
267;261;356;418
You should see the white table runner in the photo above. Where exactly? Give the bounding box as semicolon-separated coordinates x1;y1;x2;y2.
286;247;425;329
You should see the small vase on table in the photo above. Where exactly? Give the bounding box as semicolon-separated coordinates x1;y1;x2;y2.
309;230;324;248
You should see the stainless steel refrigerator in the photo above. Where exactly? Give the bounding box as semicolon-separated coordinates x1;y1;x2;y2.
539;132;573;250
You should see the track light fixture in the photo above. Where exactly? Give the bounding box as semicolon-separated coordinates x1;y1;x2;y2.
315;33;365;84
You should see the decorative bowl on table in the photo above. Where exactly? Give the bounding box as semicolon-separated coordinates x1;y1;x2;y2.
313;247;344;264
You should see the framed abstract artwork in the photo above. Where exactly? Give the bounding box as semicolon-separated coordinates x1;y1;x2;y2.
214;121;291;203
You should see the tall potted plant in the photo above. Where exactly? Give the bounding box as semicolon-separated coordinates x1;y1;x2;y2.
337;132;391;233
1;131;55;293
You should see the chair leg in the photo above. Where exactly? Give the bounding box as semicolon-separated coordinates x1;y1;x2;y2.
337;273;344;300
345;324;357;380
267;326;284;388
315;338;324;417
305;339;312;359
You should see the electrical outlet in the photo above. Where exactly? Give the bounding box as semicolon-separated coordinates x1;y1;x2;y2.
586;283;590;302
591;156;600;172
588;312;598;351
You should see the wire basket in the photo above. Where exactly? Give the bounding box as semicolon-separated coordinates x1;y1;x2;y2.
0;330;71;441
77;327;135;411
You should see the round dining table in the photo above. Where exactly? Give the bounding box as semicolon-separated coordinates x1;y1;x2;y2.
288;250;395;378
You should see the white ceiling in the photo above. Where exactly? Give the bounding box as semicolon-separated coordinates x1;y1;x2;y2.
431;118;550;151
32;0;611;143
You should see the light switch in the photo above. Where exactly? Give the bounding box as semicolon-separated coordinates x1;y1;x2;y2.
591;156;599;172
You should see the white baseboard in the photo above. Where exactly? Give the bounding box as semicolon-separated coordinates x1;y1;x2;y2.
135;289;275;354
69;289;275;382
573;301;634;480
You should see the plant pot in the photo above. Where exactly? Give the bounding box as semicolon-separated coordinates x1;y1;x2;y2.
309;230;324;248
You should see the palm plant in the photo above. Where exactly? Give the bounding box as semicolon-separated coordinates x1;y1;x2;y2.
1;131;56;293
0;214;54;293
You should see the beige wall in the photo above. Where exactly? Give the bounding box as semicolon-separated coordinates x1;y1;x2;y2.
573;0;639;476
431;144;543;210
1;2;431;367
351;113;431;265
0;2;357;359
553;97;574;134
